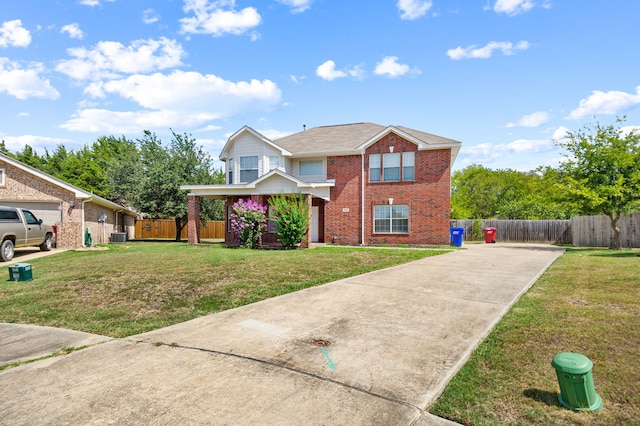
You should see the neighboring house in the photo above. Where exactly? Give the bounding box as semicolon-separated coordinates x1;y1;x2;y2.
182;122;461;246
0;152;137;248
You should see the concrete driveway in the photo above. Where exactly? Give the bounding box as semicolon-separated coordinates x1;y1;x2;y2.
0;243;564;425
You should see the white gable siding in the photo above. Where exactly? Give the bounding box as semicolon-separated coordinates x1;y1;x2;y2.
256;175;301;194
227;133;287;182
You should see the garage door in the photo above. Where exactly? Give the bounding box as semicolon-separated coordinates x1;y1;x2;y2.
1;202;62;226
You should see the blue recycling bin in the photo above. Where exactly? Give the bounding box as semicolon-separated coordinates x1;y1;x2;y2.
450;227;464;247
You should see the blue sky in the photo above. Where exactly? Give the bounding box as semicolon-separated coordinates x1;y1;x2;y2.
1;0;639;172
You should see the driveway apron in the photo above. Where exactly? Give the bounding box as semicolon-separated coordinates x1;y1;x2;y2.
0;243;564;425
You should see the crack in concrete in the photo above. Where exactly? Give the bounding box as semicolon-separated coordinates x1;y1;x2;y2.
141;340;424;414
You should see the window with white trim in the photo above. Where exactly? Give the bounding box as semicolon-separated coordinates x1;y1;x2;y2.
369;151;415;182
0;168;4;186
240;156;258;182
374;205;409;234
369;154;381;182
268;156;280;171
383;153;400;182
228;159;233;184
299;160;323;177
402;152;414;181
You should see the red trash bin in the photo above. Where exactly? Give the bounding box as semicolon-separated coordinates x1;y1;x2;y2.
483;227;496;243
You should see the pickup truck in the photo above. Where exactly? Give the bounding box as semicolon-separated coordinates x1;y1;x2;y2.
0;205;55;262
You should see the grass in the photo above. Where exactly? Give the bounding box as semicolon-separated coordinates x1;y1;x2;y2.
0;241;448;338
429;247;640;425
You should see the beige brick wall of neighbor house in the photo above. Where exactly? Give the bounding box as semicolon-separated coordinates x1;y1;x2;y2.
1;162;80;248
84;202;135;244
1;161;136;248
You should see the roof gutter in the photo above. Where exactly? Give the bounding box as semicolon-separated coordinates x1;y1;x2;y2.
361;150;365;246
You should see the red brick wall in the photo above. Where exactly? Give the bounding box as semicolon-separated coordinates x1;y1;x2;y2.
364;134;451;245
325;155;363;245
324;133;451;246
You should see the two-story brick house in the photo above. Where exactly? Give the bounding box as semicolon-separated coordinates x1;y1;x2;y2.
182;122;461;246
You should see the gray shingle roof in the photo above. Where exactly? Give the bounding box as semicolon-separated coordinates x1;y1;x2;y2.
273;122;460;156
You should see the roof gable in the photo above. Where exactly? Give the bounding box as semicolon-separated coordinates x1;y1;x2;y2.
218;126;292;161
0;152;137;216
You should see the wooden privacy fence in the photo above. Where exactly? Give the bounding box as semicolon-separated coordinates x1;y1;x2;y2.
451;213;640;247
571;213;640;248
135;219;225;240
450;219;572;244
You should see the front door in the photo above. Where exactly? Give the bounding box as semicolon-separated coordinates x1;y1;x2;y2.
311;206;319;242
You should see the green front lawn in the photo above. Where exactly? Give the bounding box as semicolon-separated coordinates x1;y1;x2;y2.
0;242;448;338
429;247;640;425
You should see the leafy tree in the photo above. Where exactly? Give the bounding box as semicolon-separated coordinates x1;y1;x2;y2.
91;136;142;206
15;145;45;169
451;165;530;219
268;193;310;248
555;117;640;249
230;198;267;248
136;130;221;241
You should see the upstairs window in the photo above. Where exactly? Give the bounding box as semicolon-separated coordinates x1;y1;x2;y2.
402;152;414;181
369;154;381;182
369;151;416;182
228;158;233;184
299;160;323;177
383;153;400;182
268;156;280;171
240;156;259;183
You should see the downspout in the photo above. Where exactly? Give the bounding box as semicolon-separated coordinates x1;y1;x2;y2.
361;151;365;246
81;197;92;247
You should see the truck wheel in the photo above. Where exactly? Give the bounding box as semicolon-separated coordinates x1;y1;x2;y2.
1;239;15;262
40;233;53;251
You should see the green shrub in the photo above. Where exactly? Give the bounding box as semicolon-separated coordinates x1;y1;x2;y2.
268;193;310;249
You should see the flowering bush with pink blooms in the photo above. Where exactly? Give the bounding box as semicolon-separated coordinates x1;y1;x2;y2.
230;198;267;248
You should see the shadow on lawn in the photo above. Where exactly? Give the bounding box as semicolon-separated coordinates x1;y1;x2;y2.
523;388;562;407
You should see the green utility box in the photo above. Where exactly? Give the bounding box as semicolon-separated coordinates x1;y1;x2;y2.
8;263;33;282
551;352;603;412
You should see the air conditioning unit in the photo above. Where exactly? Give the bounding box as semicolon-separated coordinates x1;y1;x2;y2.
110;232;127;243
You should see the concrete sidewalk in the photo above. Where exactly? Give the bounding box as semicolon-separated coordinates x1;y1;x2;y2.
0;243;564;425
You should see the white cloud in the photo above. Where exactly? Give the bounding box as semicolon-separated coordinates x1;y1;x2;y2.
180;0;261;37
143;8;161;24
397;0;433;20
316;60;364;81
1;135;73;152
316;60;346;81
61;23;84;40
277;0;313;13
567;86;640;119
56;37;186;80
457;137;556;170
0;58;60;100
505;138;553;153
447;40;529;60
374;56;420;78
491;0;535;16
552;126;569;140
0;20;31;48
620;125;640;137
505;111;549;128
79;0;115;7
62;70;282;132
